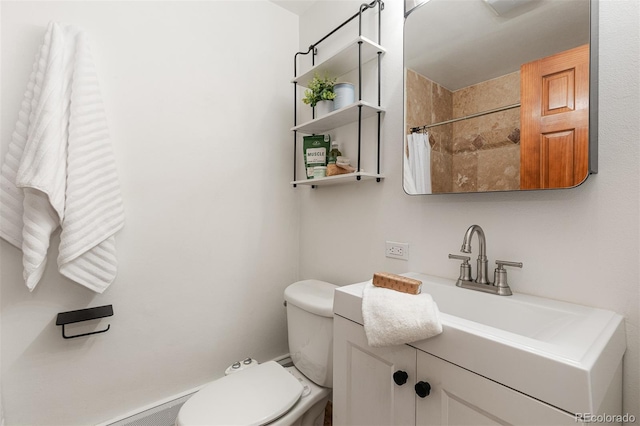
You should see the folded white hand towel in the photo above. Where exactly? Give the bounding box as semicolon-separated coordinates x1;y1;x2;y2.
0;22;124;293
362;281;443;347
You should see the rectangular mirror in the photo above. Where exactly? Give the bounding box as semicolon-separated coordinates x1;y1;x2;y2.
403;0;597;194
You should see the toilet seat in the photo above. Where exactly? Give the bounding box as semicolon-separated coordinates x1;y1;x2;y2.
176;361;303;426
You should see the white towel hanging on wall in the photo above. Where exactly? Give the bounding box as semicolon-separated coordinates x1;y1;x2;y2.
0;22;124;293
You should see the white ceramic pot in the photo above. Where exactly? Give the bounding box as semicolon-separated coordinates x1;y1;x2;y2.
315;100;333;117
333;83;355;110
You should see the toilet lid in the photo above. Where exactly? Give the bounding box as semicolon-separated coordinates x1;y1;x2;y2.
176;361;303;426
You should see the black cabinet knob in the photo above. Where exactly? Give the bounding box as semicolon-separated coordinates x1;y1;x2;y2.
415;381;431;398
393;370;408;386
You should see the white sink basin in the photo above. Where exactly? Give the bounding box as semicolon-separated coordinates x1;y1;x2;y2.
332;272;626;415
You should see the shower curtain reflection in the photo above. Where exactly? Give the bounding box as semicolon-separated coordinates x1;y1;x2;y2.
405;132;432;194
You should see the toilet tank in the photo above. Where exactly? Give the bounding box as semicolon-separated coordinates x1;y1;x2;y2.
284;280;338;388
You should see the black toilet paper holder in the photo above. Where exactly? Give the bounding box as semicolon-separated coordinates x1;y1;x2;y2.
56;305;113;339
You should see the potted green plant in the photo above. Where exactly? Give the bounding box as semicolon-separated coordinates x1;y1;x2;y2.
302;72;337;117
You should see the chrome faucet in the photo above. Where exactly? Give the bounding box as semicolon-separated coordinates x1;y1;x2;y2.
461;224;489;285
449;225;522;296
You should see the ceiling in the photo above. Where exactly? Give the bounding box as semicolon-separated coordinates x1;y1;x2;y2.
405;0;591;91
269;0;591;92
270;0;319;16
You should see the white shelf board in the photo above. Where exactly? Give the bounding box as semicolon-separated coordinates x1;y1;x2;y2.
292;172;384;187
292;101;385;134
293;36;385;86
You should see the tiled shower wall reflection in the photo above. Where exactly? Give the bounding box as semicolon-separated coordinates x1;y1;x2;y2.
406;69;521;192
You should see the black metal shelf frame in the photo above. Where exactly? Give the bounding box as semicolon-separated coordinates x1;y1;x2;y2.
292;0;384;188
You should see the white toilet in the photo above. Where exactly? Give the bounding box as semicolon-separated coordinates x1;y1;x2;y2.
176;279;337;426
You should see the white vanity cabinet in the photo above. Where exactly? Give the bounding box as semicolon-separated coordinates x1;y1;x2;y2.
333;315;581;426
414;350;579;425
332;274;625;426
333;315;416;425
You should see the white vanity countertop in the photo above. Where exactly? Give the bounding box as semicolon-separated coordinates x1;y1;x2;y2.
333;272;626;415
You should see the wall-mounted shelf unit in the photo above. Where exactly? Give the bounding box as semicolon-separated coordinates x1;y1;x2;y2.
292;101;384;134
291;171;383;188
292;0;385;188
292;36;385;87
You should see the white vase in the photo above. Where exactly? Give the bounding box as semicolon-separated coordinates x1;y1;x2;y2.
333;83;355;110
315;100;333;118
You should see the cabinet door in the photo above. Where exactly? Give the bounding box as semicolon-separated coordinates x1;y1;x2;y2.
415;351;581;425
333;315;417;426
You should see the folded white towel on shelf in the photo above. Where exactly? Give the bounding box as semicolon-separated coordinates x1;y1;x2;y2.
362;281;443;347
0;22;124;293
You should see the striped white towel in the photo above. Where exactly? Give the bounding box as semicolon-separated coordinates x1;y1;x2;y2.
0;22;124;293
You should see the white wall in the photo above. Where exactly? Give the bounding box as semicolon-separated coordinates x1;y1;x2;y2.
297;0;639;418
1;0;638;424
0;2;298;425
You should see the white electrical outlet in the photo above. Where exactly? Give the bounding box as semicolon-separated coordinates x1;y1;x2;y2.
385;241;409;260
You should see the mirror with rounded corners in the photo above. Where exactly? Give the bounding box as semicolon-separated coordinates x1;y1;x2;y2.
403;0;597;195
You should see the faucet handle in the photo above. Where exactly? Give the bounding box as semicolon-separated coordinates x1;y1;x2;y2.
449;254;472;281
494;260;522;296
449;254;470;262
496;260;523;269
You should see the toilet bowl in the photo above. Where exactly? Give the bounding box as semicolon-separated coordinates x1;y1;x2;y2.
175;361;330;426
176;280;337;426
